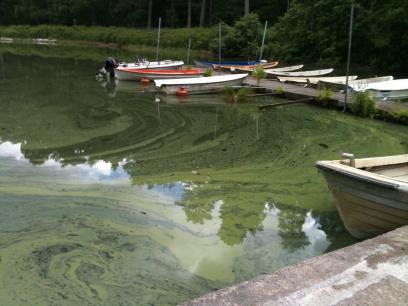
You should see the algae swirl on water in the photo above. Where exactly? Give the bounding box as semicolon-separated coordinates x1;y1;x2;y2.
0;46;407;305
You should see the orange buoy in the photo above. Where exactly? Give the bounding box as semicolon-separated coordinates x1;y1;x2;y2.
140;77;150;84
176;87;188;97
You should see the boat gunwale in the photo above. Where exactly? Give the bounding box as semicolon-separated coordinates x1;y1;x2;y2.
315;159;408;191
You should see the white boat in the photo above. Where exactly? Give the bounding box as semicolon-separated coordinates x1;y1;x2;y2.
320;76;394;92
118;60;184;70
366;79;408;100
236;64;303;73
278;75;358;85
154;74;248;95
266;68;334;77
264;65;304;73
316;153;408;239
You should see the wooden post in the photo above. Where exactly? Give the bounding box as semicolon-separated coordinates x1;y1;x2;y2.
344;3;355;112
218;23;222;65
187;37;192;65
259;21;268;62
156;17;162;62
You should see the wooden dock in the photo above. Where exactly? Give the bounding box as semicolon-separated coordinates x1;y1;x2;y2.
244;77;408;113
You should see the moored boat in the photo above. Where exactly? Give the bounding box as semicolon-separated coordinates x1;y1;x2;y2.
193;59;263;69
278;75;358;85
319;76;394;92
234;64;302;74
316;154;408;239
114;68;203;81
366;79;408;100
154;73;248;95
216;61;279;72
266;68;334;77
118;60;184;70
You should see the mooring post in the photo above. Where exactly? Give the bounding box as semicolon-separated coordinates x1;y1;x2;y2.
156;17;162;62
259;21;268;62
344;3;355;112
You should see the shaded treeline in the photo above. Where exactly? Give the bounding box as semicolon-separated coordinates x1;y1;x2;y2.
0;0;288;28
0;0;406;74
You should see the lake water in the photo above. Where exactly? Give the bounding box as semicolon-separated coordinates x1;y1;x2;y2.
0;45;407;305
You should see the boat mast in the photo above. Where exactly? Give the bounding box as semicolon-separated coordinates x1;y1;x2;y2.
259;20;268;62
156;17;162;62
187;37;192;65
218;22;222;65
344;3;354;112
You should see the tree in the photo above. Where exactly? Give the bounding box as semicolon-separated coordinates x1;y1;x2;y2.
244;0;249;16
147;0;152;29
187;0;192;28
200;0;206;27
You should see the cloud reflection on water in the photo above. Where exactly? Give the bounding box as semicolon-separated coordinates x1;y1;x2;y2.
0;140;129;181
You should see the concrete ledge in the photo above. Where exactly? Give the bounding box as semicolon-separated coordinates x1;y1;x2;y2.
183;226;408;306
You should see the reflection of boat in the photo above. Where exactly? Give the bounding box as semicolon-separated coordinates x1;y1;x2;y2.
155;74;248;95
278;75;358;85
156;94;227;105
118;60;184;70
266;68;334;77
319;76;394;92
114;68;203;81
366;79;408;100
115;80;155;93
316;154;408;239
194;59;263;68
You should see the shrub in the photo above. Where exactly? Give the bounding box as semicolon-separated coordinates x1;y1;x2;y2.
275;85;285;95
351;91;376;118
204;68;213;77
316;87;334;106
224;86;252;103
252;65;267;86
391;107;408;124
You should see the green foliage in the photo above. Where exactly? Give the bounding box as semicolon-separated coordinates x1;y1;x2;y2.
351;91;376;118
269;1;408;74
317;87;334;106
391;107;408;124
275;85;285;95
203;68;213;77
252;65;267;85
0;25;215;50
224;86;252;103
210;14;262;58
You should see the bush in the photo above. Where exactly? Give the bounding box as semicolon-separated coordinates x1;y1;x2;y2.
224;86;252;103
350;91;376;118
316;87;334;106
391;107;408;124
204;68;213;77
275;85;285;95
252;65;267;85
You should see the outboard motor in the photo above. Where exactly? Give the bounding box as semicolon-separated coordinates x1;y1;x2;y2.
104;57;119;78
96;57;119;79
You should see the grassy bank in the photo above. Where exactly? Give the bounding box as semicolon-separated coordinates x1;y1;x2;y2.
0;24;215;50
